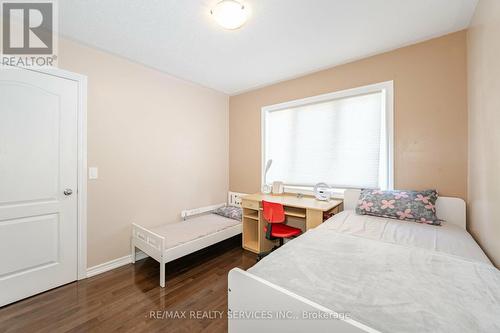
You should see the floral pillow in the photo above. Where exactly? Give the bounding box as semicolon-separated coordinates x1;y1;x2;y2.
355;189;440;225
214;206;242;221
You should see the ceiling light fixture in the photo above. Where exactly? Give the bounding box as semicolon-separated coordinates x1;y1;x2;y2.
210;0;248;30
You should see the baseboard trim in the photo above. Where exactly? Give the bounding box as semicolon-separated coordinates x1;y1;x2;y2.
86;251;149;278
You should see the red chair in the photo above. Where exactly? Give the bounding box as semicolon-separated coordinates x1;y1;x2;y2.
258;201;302;260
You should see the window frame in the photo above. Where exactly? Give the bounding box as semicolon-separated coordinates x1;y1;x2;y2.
261;80;394;192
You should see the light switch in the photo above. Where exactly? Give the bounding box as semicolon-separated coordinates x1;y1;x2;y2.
88;167;98;180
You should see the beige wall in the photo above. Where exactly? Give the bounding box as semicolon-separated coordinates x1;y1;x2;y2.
229;31;468;199
467;0;500;267
59;39;229;267
55;27;489;268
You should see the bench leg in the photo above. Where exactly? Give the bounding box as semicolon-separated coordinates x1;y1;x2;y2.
131;240;136;264
160;259;166;288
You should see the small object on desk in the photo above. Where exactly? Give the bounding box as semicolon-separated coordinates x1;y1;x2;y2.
261;184;272;194
272;181;284;194
314;182;331;201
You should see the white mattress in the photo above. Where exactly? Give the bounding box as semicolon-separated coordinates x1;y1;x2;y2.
321;210;491;264
249;210;500;333
150;213;241;249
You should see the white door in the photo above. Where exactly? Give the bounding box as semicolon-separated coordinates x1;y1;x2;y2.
0;67;79;306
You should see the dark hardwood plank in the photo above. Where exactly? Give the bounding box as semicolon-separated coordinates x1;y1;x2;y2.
0;236;256;333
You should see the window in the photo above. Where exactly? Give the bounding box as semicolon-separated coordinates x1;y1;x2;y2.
262;81;393;190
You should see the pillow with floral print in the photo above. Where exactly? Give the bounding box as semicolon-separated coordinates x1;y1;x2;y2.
214;206;242;221
355;189;440;225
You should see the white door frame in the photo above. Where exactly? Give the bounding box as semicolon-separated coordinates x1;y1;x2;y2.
21;66;88;280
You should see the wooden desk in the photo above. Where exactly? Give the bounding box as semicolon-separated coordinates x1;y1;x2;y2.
241;193;343;254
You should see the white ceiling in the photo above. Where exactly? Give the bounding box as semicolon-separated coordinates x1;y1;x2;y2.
59;0;478;95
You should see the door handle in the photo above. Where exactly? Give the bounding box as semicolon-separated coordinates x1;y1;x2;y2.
64;189;73;196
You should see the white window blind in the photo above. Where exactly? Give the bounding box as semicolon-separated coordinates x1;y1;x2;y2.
263;83;392;190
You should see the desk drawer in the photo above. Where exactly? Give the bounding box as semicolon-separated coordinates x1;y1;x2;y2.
242;199;260;210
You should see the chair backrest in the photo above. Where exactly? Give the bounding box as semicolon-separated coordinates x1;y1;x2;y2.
262;201;285;223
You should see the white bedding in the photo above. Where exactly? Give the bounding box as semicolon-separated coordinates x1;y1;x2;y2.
249;210;500;333
150;213;241;249
323;210;491;264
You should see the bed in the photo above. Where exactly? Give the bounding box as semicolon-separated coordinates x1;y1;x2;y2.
228;189;500;333
131;192;245;287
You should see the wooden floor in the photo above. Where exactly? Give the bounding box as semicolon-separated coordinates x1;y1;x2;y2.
0;236;256;333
